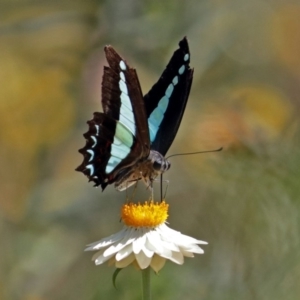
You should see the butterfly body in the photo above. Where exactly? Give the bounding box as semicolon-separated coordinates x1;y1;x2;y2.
113;150;170;191
76;37;193;191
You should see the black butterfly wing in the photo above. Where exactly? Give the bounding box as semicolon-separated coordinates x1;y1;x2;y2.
76;45;150;190
144;37;193;156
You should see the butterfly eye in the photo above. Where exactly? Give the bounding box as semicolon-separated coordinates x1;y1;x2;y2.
153;160;162;171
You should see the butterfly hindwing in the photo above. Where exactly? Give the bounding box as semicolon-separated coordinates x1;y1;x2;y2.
76;113;137;189
144;37;193;156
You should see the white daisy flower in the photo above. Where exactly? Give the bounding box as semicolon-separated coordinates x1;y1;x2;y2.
85;201;207;273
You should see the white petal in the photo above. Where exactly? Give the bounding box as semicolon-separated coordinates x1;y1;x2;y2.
180;245;204;254
103;243;126;257
103;227;137;257
115;243;133;261
158;224;207;246
92;248;105;261
177;234;207;246
198;241;208;245
141;243;154;258
145;231;173;258
181;249;195;257
146;230;165;253
92;250;114;265
158;238;180;252
155;227;182;252
169;251;184;265
115;253;135;268
150;254;166;273
85;227;127;251
135;250;152;269
132;229;147;254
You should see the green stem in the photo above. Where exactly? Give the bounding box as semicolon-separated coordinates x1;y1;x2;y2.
141;267;151;300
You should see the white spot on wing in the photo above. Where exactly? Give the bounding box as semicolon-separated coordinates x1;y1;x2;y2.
91;136;97;148
184;53;189;61
178;65;185;75
118;74;135;135
86;164;94;176
120;71;125;82
94;125;100;136
120;60;126;71
172;76;178;85
87;149;94;162
119;80;128;94
120;93;131;110
120;100;133;115
165;84;174;98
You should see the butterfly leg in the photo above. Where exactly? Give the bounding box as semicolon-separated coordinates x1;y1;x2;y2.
162;179;169;201
130;180;139;201
124;179;140;202
151;175;168;201
160;174;163;202
157;174;169;201
150;181;154;201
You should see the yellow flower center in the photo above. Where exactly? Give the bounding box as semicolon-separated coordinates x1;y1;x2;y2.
121;201;169;228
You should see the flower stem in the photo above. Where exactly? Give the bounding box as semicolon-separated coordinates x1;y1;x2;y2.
141;267;151;300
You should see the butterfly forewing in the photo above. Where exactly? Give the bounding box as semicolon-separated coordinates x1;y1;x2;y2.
103;46;150;154
76;46;150;190
144;37;193;156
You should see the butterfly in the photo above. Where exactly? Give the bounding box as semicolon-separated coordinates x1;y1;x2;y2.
76;37;193;191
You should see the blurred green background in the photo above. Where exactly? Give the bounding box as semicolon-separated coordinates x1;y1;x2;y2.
1;0;300;299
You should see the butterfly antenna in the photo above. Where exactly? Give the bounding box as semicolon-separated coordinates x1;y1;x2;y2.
166;147;223;160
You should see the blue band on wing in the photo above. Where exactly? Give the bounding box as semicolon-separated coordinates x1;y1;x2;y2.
147;69;183;142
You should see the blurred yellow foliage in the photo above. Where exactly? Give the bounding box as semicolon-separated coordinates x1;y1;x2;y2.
0;18;95;221
0;1;95;222
232;85;292;139
0;44;76;221
0;46;75;152
188;84;292;153
272;5;300;75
